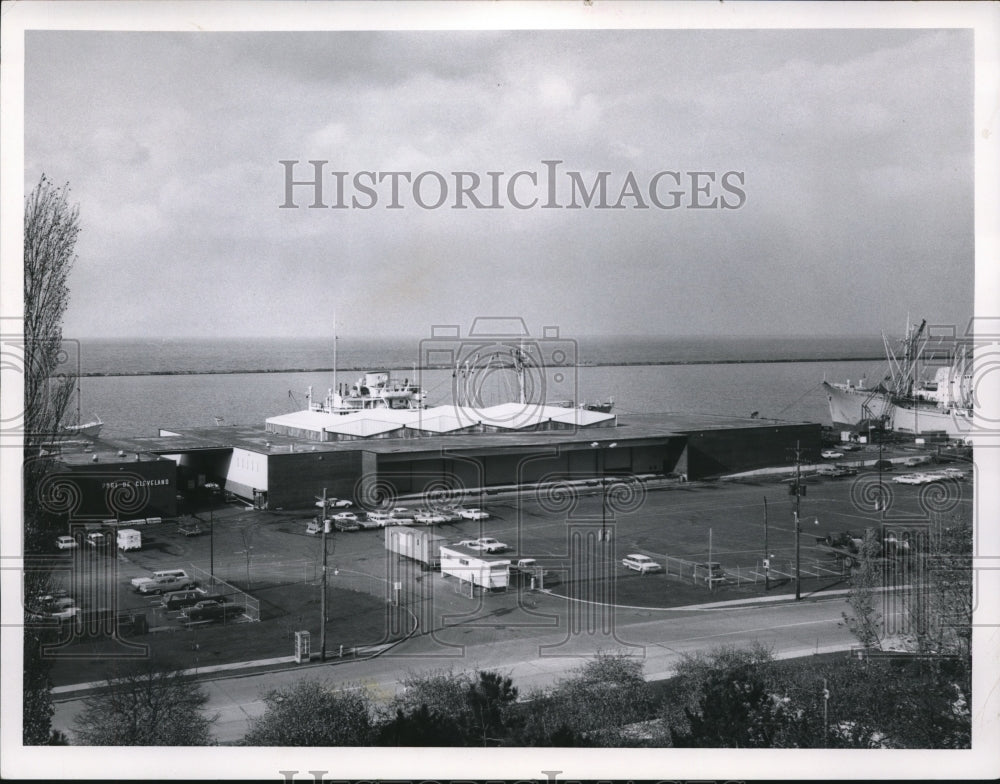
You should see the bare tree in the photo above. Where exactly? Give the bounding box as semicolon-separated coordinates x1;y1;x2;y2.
22;176;80;745
244;679;373;746
23;175;80;543
842;527;884;650
73;659;217;745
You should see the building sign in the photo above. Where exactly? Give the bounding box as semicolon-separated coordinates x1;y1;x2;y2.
101;478;170;489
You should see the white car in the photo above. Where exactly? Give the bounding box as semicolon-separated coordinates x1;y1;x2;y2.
940;467;965;479
821;450;844;459
622;554;662;574
315;498;353;509
333;512;358;523
458;507;490;521
460;537;508;554
360;511;394;529
30;596;78;621
892;473;925;485
413;509;446;525
55;535;78;550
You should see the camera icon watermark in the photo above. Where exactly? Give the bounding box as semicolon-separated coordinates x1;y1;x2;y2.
1;332;81;442
419;317;579;430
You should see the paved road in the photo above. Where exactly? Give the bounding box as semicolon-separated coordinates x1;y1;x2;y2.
52;591;857;744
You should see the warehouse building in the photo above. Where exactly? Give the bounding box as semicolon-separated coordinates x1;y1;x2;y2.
61;409;820;512
39;441;178;521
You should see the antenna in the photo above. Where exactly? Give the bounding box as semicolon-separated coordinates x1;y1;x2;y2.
332;307;337;397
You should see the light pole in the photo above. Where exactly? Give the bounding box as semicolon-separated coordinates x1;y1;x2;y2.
763;496;770;592
590;441;618;544
317;487;330;662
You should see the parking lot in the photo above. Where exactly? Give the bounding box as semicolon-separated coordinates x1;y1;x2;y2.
39;455;972;685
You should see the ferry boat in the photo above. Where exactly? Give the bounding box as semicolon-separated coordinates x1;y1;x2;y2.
823;319;973;439
307;371;426;414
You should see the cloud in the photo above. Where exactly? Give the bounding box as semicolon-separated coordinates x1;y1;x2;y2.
23;28;973;339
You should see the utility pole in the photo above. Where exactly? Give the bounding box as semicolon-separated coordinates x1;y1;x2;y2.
320;487;329;662
209;507;215;587
794;441;802;601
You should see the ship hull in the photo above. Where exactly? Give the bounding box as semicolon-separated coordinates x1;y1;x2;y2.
889;405;974;438
63;421;102;438
822;382;889;428
824;382;972;439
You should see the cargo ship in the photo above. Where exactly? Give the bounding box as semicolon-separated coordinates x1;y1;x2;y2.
823;319;973;439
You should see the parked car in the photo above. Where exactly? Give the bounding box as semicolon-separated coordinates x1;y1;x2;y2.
458;507;490;521
86;531;109;548
413;509;446;525
55;535;78;550
904;455;932;467
893;473;926;485
360;511;394;529
817;464;857;478
839;443;862;452
137;573;197;594
331;498;353;508
459;537;508;554
820;449;844;459
333;511;359;523
437;507;465;523
694;562;725;583
178;522;203;537
333;517;361;532
182;600;243;623
510;558;559;587
622;554;662;574
162;589;228;612
30;595;78;620
388;507;415;524
870;460;894;472
940;467;966;479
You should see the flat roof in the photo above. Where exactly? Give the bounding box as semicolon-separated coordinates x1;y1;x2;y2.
95;412;817;460
46;438;176;467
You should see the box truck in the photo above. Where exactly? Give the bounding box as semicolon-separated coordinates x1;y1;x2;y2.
384;525;446;570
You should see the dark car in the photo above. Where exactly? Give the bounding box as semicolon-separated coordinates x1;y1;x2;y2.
870;460;894;472
162;590;228;612
182;600;244;623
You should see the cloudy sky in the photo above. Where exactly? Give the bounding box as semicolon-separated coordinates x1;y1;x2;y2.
24;26;974;340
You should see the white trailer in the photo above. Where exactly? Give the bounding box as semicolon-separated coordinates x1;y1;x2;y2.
117;528;142;551
439;545;510;590
384;526;446;570
118;528;142;550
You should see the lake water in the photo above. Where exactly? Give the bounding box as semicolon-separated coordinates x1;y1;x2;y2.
69;336;888;438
